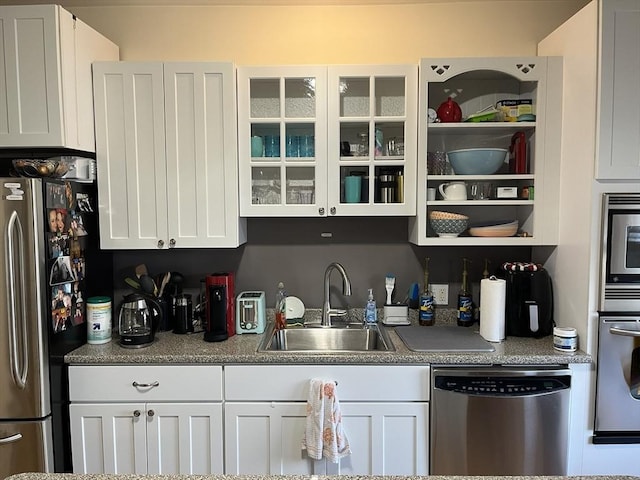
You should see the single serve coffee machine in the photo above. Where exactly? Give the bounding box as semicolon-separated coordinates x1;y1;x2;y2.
204;272;236;342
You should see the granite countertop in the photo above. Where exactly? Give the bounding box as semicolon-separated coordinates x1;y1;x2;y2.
6;474;637;480
65;309;591;366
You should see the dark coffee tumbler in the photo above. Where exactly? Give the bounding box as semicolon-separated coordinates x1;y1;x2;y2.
173;294;193;334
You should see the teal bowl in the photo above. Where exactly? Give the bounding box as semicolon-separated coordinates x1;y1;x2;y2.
448;148;508;175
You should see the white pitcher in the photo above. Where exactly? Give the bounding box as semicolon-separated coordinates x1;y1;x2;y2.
438;182;467;201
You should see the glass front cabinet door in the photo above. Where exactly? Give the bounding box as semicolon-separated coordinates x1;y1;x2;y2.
238;66;327;217
238;65;417;217
327;65;418;216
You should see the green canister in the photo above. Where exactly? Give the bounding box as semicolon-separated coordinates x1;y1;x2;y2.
87;296;112;344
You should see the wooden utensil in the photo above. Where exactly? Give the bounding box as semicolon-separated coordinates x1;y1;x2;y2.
158;272;171;297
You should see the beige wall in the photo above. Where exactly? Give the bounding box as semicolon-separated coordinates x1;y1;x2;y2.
69;1;588;63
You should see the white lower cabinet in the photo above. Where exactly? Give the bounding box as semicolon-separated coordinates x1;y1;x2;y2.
224;364;429;475
68;365;224;474
69;402;222;474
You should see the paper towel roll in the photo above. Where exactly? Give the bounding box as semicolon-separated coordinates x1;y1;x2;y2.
480;276;506;342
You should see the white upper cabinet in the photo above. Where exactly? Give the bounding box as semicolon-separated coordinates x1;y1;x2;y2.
237;64;417;217
597;0;640;180
409;56;562;246
0;5;118;151
93;62;246;249
238;66;328;217
327;65;417;217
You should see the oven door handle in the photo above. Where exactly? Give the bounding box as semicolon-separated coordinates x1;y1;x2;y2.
610;326;640;337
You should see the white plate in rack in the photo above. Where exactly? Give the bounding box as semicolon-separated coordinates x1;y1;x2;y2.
285;296;305;319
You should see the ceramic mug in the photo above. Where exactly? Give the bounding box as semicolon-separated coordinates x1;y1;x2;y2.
439;181;467;201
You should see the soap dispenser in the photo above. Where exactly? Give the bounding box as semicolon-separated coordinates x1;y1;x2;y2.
365;288;377;324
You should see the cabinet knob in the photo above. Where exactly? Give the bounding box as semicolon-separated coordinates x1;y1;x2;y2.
330;207;336;215
147;409;155;418
157;239;165;248
318;207;325;216
169;238;176;248
133;410;141;418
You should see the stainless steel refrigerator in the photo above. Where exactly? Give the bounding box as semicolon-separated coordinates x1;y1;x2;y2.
0;176;111;477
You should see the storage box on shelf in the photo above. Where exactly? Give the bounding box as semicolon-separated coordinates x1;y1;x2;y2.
408;57;562;246
238;65;417;217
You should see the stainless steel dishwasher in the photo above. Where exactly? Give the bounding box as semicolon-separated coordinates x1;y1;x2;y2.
430;366;571;475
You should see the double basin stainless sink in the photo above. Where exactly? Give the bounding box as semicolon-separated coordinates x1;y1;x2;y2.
257;321;395;353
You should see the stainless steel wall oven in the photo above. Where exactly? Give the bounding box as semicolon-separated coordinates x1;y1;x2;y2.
594;314;640;443
595;193;640;443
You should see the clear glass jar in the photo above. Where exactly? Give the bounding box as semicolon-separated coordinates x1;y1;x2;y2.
357;132;369;156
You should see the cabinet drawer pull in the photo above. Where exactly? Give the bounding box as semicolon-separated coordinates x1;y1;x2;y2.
133;410;141;417
147;409;155;417
0;433;22;445
132;381;160;389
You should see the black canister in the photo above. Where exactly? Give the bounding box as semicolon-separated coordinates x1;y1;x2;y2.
173;294;193;334
156;296;172;332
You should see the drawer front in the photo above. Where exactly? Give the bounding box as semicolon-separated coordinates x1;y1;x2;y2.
69;365;223;402
224;365;430;401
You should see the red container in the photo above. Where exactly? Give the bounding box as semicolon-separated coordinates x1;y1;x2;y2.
509;131;527;174
436;97;462;123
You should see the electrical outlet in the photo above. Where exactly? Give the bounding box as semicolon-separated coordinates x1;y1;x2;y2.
431;284;449;305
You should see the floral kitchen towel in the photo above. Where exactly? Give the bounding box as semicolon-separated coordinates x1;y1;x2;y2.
301;378;351;463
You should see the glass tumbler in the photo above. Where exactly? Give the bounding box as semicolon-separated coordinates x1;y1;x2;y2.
264;135;280;157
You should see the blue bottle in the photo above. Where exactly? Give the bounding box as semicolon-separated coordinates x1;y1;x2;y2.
365;288;377;324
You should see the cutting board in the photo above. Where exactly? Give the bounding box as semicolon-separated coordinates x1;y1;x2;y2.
394;325;495;352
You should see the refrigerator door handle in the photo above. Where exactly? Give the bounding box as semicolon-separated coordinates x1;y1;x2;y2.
0;433;23;445
6;210;28;389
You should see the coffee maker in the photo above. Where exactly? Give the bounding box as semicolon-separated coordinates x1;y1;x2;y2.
204;272;235;342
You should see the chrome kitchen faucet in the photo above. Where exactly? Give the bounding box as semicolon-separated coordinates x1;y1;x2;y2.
321;262;352;327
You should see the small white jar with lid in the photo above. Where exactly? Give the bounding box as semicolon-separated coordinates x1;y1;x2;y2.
553;326;578;353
